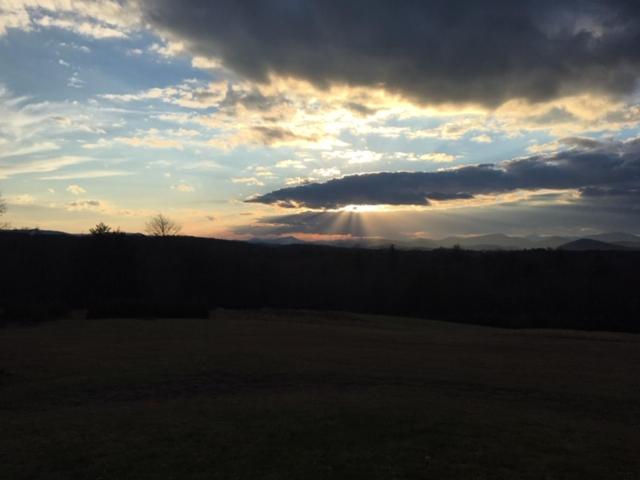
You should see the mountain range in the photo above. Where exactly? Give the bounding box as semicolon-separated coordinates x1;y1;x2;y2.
4;229;639;251
249;232;640;251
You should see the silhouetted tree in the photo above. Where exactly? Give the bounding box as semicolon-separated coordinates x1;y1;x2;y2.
89;222;123;236
0;192;7;229
145;214;181;236
89;222;114;236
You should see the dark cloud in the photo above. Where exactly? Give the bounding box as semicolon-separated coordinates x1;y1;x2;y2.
580;186;640;197
560;136;607;149
344;102;378;117
248;138;640;208
67;200;101;208
250;126;318;145
235;200;640;239
528;107;577;125
140;0;640;105
220;84;289;112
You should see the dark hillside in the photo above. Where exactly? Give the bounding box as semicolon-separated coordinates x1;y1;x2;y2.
558;239;630;251
1;232;639;331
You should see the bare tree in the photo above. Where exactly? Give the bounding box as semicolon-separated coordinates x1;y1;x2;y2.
0;192;8;229
145;214;182;236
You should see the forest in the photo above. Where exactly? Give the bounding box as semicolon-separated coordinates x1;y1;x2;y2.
1;231;638;332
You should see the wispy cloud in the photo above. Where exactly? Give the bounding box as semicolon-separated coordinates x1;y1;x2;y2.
232;177;265;187
40;170;132;180
0;141;60;158
0;156;90;179
0;1;140;39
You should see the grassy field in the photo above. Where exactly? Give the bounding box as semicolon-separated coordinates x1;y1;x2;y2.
1;310;639;479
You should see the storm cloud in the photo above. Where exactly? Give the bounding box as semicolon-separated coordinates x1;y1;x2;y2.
248;138;640;209
140;0;640;106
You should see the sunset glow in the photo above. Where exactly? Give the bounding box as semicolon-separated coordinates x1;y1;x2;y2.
1;1;640;239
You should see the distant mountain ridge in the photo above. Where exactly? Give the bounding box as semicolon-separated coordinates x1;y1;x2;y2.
250;232;640;251
4;229;639;251
6;228;72;236
248;236;306;246
557;239;634;251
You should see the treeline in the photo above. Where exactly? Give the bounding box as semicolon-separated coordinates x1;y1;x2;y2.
1;232;639;332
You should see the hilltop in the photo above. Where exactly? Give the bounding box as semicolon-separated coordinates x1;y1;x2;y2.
1;232;639;332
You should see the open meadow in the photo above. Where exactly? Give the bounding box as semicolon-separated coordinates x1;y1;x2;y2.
1;310;639;479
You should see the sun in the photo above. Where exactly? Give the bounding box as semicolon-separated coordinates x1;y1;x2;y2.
339;204;388;213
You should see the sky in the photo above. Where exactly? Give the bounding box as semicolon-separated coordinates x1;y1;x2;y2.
1;0;640;239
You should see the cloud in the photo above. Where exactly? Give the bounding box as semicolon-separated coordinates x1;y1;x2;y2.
67;73;85;89
100;80;227;109
84;128;206;151
322;149;382;165
66;184;86;195
35;15;126;39
171;183;195;192
39;170;131;180
471;134;493;144
0;141;60;158
7;194;35;205
98;74;640;158
245;126;318;146
275;160;306;170
235;210;371;238
285;177;310;186
139;0;640;106
312;167;341;178
344;102;378;117
149;40;186;58
103;77;347;146
66;199;102;211
0;85;119;146
251;166;275;178
191;56;221;70
248;138;640;209
113;130;184;150
388;152;460;163
220;84;289;112
416;153;458;163
59;42;91;53
408;119;484;140
236;197;640;239
0;156;90;179
103;79;393;149
0;2;31;36
0;1;139;39
232;177;264;187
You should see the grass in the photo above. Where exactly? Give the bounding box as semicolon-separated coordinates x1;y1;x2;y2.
1;310;639;479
